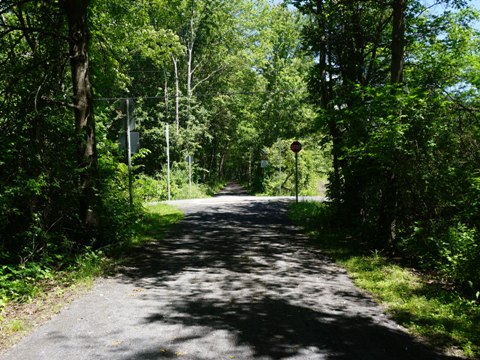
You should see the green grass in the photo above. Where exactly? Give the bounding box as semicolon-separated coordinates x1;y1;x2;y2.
0;203;184;310
5;319;25;332
289;201;480;358
132;203;184;245
0;203;184;348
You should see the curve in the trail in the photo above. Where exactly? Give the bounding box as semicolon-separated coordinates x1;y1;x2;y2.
0;195;460;360
214;182;251;196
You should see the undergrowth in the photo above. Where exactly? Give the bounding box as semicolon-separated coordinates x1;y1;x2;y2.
289;201;480;359
0;203;183;314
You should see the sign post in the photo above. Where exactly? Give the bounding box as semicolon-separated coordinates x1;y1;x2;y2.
166;124;171;201
186;155;193;198
278;138;282;195
290;141;302;203
118;98;140;206
126;98;133;206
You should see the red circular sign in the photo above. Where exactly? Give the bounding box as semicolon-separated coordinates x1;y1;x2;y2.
290;141;302;153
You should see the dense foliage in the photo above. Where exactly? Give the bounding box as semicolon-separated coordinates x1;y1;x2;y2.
293;0;480;297
1;0;480;307
0;0;320;286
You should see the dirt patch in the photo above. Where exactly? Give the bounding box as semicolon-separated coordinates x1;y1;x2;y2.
0;282;91;354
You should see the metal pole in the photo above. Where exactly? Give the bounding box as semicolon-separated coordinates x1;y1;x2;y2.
188;156;192;198
166;124;171;201
295;151;299;203
126;98;133;206
278;137;282;195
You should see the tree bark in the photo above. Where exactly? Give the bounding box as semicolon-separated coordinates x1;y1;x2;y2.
316;0;328;109
381;0;406;245
61;0;98;231
316;0;341;201
391;0;406;83
186;2;196;128
172;55;180;135
164;68;169;122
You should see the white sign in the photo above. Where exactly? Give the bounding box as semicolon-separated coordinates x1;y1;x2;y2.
118;131;140;154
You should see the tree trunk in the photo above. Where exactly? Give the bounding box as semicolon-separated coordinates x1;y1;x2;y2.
391;0;406;83
172;55;180;135
219;153;226;178
61;0;98;232
316;0;328;109
187;46;193;100
186;4;196;126
164;68;169;122
381;0;406;245
316;0;341;201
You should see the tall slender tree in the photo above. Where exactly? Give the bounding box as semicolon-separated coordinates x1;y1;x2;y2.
379;0;407;244
61;0;98;231
391;0;406;84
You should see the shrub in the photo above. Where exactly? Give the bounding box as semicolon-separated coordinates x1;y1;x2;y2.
437;223;480;295
400;220;480;298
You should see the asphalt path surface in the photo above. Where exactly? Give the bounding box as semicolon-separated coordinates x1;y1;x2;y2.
1;185;461;359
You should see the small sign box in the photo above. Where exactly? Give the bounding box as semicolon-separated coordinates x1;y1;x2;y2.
119;132;140;154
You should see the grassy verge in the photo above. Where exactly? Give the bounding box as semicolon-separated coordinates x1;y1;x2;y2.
0;203;183;352
117;203;184;250
289;201;480;359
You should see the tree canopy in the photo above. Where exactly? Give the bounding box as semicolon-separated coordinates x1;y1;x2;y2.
1;0;480;299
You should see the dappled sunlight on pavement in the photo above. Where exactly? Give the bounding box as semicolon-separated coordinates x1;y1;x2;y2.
110;198;454;359
0;189;461;360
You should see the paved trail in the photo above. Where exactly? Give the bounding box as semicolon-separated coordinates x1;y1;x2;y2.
1;185;459;359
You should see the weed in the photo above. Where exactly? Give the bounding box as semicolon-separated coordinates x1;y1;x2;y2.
5;319;25;333
0;203;183;319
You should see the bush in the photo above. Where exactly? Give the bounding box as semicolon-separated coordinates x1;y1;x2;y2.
96;155;142;249
398;220;480;298
134;174;164;202
133;162;211;202
437;224;480;295
0;262;53;307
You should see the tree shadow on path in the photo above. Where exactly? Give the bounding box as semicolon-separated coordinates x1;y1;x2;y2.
117;197;461;360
